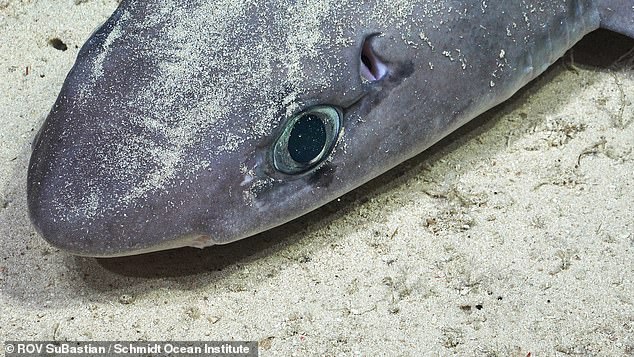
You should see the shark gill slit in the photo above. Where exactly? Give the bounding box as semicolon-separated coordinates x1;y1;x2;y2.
360;35;388;82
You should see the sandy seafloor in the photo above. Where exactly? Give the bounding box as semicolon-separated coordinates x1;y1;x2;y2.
1;1;633;356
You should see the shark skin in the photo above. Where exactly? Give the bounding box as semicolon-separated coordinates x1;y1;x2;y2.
27;0;634;257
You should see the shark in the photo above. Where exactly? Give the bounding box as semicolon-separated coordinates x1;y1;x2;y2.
27;0;634;257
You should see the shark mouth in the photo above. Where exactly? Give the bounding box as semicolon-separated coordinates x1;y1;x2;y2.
360;36;388;82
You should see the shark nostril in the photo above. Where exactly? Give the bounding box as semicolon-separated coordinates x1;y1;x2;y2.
360;36;387;82
189;234;215;249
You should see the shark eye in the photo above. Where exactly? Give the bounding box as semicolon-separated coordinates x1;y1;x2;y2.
273;105;342;175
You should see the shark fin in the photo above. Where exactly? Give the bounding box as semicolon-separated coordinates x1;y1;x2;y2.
598;0;634;38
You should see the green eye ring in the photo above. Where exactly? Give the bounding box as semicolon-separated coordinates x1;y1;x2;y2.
273;105;342;175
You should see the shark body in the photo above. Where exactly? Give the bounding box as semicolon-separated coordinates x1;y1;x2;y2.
28;0;634;256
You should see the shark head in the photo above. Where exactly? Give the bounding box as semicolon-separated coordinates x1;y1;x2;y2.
28;0;607;256
28;1;431;256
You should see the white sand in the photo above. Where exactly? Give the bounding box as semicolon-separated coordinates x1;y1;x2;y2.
1;1;632;355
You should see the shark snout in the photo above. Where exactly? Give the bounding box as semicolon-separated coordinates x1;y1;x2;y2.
27;103;248;257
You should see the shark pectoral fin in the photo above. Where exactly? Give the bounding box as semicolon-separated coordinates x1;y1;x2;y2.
598;0;634;38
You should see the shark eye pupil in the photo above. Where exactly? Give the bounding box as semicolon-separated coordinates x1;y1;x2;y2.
273;105;342;175
288;114;326;164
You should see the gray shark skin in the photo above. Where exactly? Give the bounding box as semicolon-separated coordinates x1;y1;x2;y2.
28;0;634;257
